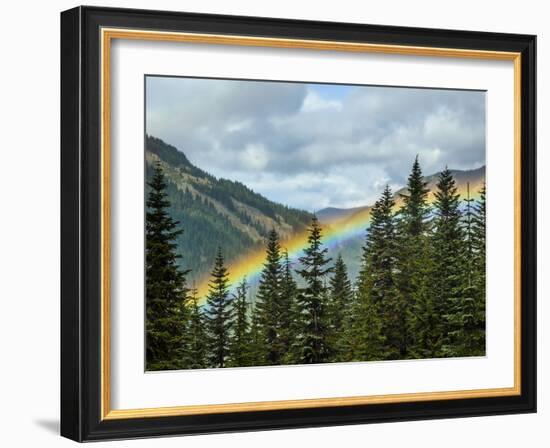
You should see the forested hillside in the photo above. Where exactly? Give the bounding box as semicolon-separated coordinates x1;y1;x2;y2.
145;135;313;285
145;148;486;371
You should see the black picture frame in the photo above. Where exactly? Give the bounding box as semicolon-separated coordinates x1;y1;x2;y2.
61;5;536;442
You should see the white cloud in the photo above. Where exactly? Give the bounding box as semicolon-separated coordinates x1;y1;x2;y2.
301;90;343;112
226;119;252;133
239;143;269;170
146;77;485;210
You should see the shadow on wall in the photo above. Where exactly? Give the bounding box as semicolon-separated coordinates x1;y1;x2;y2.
33;419;59;435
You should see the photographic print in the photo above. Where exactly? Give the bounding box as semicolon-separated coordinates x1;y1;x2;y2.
144;76;487;371
61;9;536;440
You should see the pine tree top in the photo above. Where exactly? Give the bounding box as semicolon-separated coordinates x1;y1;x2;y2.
433;167;461;218
330;253;352;297
262;228;282;271
296;215;332;276
206;247;231;301
398;156;430;236
281;248;298;291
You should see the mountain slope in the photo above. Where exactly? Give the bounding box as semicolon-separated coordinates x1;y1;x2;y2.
146;135;313;284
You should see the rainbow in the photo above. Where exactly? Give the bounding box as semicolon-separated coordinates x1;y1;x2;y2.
196;178;484;303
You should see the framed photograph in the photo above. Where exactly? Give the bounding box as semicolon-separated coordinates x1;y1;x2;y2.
60;6;536;442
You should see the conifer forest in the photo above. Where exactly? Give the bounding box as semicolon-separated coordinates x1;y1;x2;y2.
145;155;486;371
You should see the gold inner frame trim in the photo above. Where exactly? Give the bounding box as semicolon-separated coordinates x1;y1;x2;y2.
100;27;522;420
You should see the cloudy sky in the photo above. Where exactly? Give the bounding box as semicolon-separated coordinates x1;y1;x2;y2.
146;76;486;211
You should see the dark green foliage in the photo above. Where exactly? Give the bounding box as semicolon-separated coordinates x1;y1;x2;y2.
145;163;190;371
431;167;465;355
395;157;433;358
255;229;284;365
356;186;398;359
398;156;431;237
328;254;354;359
228;278;252;367
472;183;487;334
445;290;482;357
407;245;438;359
292;216;333;364
145;147;487;369
350;286;385;361
329;255;353;330
246;307;264;366
335;291;360;362
205;247;233;368
190;168;312;226
181;289;208;369
447;183;485;356
279;250;298;359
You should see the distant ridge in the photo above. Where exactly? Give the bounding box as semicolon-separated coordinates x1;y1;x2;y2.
316;206;365;223
318;165;486;226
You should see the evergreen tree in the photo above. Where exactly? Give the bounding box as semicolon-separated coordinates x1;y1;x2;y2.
145;162;190;370
337;289;361;362
292;216;333;364
181;288;208;369
279;249;298;361
396;156;432;358
352;286;386;361
328;254;354;360
205;247;232;367
329;255;353;329
255;229;283;365
460;182;478;340
447;183;485;356
228;278;251;367
431;168;465;356
472;183;487;331
399;156;431;236
247;304;264;366
407;248;438;359
357;185;398;359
